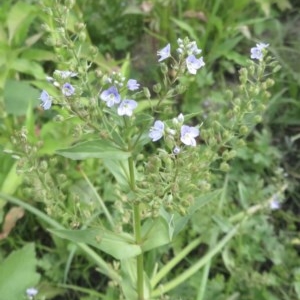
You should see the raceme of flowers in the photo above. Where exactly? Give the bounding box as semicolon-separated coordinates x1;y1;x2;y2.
250;42;269;60
149;113;200;151
157;38;205;74
39;69;77;110
39;70;139;117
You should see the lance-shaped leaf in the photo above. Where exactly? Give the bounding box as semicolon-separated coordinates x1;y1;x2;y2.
141;217;170;252
56;140;131;160
49;228;141;260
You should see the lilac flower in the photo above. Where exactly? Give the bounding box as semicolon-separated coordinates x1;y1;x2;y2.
46;76;54;82
187;41;202;56
270;195;281;210
100;86;121;107
186;55;205;74
270;200;280;210
62;83;75;96
250;43;269;60
173;146;181;155
157;43;171;62
149;120;165;141
180;125;199;146
54;70;77;79
39;90;52;110
117;99;138;116
127;79;140;91
26;287;38;299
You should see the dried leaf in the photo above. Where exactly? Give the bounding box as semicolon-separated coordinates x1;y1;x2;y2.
0;206;25;240
183;10;207;22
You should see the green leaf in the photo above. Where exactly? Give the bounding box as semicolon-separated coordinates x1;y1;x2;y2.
142;217;170;252
0;243;40;300
160;190;222;239
0;161;23;210
49;228;142;260
103;159;130;189
56;140;131;160
6;2;35;44
212;214;234;233
121;259;151;300
4;80;40;116
171;18;198;41
11;58;45;79
189;189;222;213
21;49;56;61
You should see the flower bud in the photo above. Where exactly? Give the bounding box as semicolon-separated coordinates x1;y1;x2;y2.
153;83;161;93
143;87;151;99
160;63;168;74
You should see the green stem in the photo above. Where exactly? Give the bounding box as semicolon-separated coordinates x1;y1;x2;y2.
128;156;144;299
134;204;144;300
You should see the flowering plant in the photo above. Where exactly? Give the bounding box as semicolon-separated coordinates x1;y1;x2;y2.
7;1;285;299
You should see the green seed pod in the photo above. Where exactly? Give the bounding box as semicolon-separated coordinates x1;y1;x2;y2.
228;150;237;159
254;115;262;123
175;84;187;94
236;139;246;147
239;125;249;135
239;68;248;84
223;130;231;140
178;206;186;216
220;162;230;172
249;64;255;76
224;90;234;101
258;103;266;112
222;150;230;161
39;160;48;173
265;78;275;88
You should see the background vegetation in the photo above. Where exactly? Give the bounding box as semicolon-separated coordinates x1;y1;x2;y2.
0;0;299;299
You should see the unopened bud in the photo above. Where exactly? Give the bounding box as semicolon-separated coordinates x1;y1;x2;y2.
143;87;151;99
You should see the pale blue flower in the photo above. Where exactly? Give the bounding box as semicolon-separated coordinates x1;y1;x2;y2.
180;125;199;146
54;70;77;79
250;43;269;60
62;83;75;96
270;200;280;210
270;195;281;210
26;287;38;299
100;86;121;107
173;146;181;155
39;90;52;110
118;99;138;116
149;120;164;141
187;41;202;56
127;79;140;91
186;55;205;74
157;43;171;62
